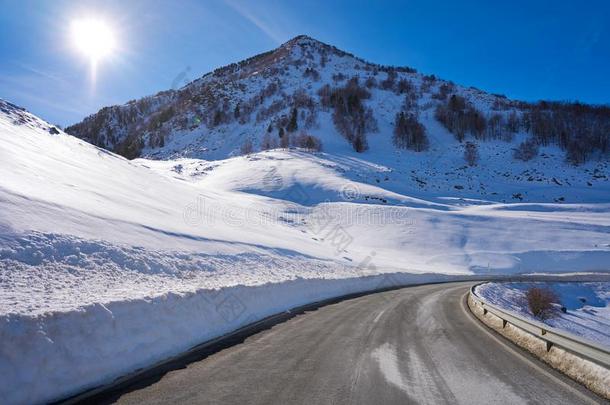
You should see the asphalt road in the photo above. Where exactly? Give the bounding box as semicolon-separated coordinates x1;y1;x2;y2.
98;282;604;404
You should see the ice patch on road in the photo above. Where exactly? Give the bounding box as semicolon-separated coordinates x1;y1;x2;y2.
371;342;444;404
371;343;409;393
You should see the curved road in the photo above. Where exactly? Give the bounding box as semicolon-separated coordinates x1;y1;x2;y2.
98;282;604;404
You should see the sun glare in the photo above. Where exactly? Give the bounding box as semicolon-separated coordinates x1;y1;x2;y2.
71;18;116;63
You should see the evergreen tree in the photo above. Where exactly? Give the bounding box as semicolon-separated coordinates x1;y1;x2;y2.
213;110;223;127
353;134;367;153
287;108;298;132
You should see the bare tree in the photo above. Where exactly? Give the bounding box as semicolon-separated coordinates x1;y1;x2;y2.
260;132;277;151
435;95;487;142
524;101;610;164
380;69;396;91
393;112;429;152
240;138;254;155
279;131;290;149
325;76;376;152
464;142;478;166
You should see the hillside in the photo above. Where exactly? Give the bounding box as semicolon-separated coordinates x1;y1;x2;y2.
2;95;610;402
64;35;610;203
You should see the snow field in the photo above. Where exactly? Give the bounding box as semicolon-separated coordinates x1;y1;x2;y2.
1;100;610;403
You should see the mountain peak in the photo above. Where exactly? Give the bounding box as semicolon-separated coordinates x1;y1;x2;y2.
279;35;339;55
281;35;321;48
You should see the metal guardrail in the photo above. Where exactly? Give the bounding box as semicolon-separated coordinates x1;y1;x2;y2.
469;283;610;368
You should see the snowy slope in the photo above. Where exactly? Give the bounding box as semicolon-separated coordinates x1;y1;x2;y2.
475;282;610;348
2;100;610;402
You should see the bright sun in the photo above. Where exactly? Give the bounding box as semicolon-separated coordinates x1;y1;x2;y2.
71;18;116;63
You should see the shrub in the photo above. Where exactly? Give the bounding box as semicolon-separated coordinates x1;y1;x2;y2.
431;82;454;100
365;76;377;89
514;138;539;161
396;79;414;95
260;133;277;150
291;89;315;109
294;133;322;151
332;73;346;82
240;139;254;155
525;287;559;319
380;70;396;91
303;67;320;81
115;132;144;159
256;99;287;123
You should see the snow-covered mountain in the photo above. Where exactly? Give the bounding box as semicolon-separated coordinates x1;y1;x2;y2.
65;35;610;203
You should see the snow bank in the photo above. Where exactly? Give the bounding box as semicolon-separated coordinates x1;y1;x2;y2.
1;271;458;404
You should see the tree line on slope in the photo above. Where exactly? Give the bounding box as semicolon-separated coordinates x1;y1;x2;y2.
435;94;610;165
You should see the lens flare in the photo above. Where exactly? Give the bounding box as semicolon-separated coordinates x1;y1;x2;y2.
71;18;116;63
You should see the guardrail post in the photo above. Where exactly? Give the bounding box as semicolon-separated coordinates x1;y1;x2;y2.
546;341;553;352
502;319;507;329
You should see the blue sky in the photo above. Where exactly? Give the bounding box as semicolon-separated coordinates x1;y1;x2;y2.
1;0;609;126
